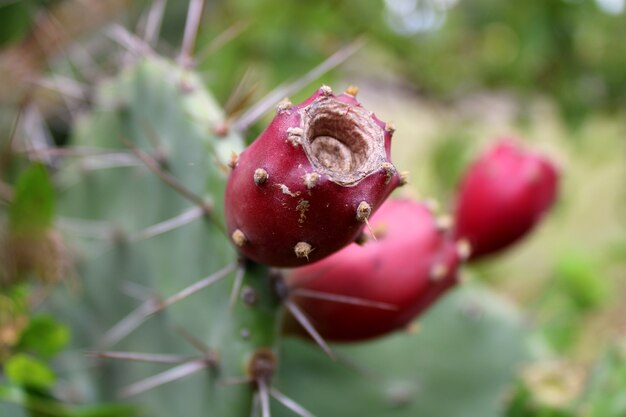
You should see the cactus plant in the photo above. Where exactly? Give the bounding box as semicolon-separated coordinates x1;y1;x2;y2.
45;54;287;416
0;3;545;417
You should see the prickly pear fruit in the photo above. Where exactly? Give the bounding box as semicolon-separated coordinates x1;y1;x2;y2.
284;198;465;342
225;86;401;267
453;139;559;260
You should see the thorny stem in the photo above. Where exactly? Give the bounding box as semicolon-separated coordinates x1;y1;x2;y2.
143;0;167;46
270;387;316;417
30;75;88;100
196;20;251;64
139;119;168;163
16;147;134;157
178;0;206;67
0;0;129;104
56;216;125;241
119;135;219;227
284;300;335;360
229;265;246;310
100;301;158;348
157;263;236;310
101;263;237;347
132;206;204;241
89;351;193;364
271;271;337;359
291;288;398;311
174;326;215;356
121;281;158;302
106;24;154;56
120;360;210;398
224;68;258;120
58;207;204;242
99;264;324;416
232;37;366;132
232;38;365;132
258;379;271;417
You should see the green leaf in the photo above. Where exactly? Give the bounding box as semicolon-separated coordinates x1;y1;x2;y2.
554;250;609;312
8;164;55;236
5;354;56;389
0;1;34;46
17;315;70;359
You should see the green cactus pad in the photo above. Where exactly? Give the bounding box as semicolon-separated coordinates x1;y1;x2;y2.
275;284;530;417
49;56;280;417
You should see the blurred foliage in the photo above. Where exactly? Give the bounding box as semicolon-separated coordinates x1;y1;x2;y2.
1;163;66;288
0;384;141;417
506;344;626;417
0;1;35;46
0;1;64;46
8;163;55;237
0;285;28;360
16;314;69;359
194;0;626;128
3;0;624;127
5;353;56;389
580;344;626;417
553;250;610;312
428;130;474;203
535;249;612;353
0;0;625;416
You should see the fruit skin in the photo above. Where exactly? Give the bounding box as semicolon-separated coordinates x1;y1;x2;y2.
453;139;559;260
225;86;401;267
285;198;463;342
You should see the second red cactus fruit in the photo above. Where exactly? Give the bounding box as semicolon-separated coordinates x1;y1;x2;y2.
285;198;466;342
453;139;559;260
225;86;401;267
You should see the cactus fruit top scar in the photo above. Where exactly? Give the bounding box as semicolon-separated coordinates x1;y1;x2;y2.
300;98;387;186
224;86;401;267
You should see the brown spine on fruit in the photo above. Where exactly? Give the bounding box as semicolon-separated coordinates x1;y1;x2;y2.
253;168;269;185
429;262;449;282
232;229;247;247
294;242;313;259
228;152;239;169
456;239;472;261
345;85;359;97
302;172;320;189
356;201;372;222
276;98;292;114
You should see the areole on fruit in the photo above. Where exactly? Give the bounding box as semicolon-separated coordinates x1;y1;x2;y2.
224;85;402;267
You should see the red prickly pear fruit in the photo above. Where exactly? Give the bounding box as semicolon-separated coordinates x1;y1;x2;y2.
453;139;559;261
284;198;465;342
225;86;401;267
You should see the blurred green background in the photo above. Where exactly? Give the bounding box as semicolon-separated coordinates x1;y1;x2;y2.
1;0;625;416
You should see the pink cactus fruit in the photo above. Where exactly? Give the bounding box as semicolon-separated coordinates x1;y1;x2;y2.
284;198;466;342
225;86;402;267
453;139;559;260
